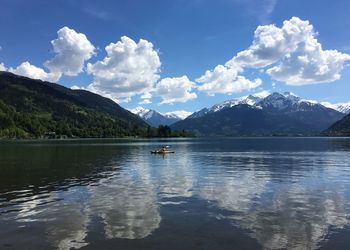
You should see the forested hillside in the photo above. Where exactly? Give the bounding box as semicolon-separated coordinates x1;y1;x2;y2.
0;71;149;138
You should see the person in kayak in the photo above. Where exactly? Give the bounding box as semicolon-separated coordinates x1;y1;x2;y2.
151;145;173;154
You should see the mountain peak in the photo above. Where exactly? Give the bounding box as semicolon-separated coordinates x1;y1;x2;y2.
282;92;301;102
130;107;190;127
130;106;150;118
283;91;297;96
162;110;193;120
268;92;285;98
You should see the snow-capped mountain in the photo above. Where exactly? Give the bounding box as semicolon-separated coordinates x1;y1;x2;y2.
163;110;193;120
188;108;210;119
130;107;154;119
172;91;345;136
257;92;323;112
188;91;268;118
189;91;344;119
321;102;350;114
130;107;191;127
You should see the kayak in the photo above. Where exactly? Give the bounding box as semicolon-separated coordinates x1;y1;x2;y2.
151;150;175;154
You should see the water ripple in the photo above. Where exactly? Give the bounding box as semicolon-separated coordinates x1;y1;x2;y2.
0;138;350;249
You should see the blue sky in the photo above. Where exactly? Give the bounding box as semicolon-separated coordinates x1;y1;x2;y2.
1;0;350;113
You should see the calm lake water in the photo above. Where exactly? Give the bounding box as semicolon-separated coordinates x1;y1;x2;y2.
1;138;350;250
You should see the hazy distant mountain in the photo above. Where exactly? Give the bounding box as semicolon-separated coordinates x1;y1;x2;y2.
0;72;148;138
172;92;345;136
130;107;192;127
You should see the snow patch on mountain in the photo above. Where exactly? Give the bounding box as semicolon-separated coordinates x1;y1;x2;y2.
211;91;270;112
130;106;192;126
130;107;151;118
321;102;350;114
162;110;193;120
189;91;349;119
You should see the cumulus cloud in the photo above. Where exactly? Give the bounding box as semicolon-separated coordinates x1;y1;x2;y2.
266;42;350;85
155;76;197;104
234;16;350;85
196;64;262;95
0;62;6;71
9;61;61;82
4;27;95;83
198;17;350;92
87;36;161;102
232;17;313;68
45;27;95;76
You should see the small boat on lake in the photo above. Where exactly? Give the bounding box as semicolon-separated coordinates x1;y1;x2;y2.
151;150;175;154
151;146;174;154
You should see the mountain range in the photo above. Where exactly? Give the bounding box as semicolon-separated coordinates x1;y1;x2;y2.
130;107;192;127
171;92;346;136
1;71;349;138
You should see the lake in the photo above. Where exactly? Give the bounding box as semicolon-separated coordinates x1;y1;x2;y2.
1;138;350;249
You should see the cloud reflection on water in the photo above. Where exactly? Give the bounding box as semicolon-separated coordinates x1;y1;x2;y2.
46;200;89;250
197;152;350;249
87;155;161;240
1;140;350;249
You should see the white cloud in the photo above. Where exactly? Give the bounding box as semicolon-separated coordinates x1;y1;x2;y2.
139;99;151;105
87;36;161;101
197;65;240;92
45;27;95;76
9;61;61;82
199;17;350;90
232;76;262;93
155;76;197;104
196;64;262;95
0;62;6;71
5;27;95;83
266;42;350;85
139;92;152;104
141;92;152;99
233;16;350;85
233;17;314;68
